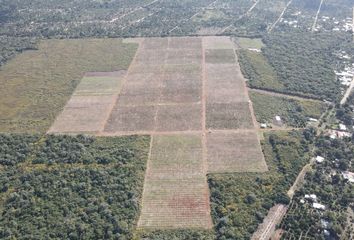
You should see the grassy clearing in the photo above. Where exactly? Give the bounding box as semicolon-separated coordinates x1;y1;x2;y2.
0;39;137;133
0;134;150;240
208;130;314;239
236;38;264;50
238;50;284;91
250;92;327;127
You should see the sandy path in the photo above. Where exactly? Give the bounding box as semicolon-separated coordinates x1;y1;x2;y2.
340;76;354;105
169;0;219;33
220;0;261;34
268;0;294;33
109;0;160;23
311;0;324;32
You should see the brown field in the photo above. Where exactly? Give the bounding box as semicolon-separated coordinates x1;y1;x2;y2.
206;103;254;129
205;49;236;64
155;104;202;131
48;36;268;230
138;134;212;229
104;105;156;132
207;131;268;173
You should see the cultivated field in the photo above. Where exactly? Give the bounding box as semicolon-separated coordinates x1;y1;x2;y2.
138;134;212;229
207;131;267;173
0;39;137;133
48;36;267;229
49;72;126;134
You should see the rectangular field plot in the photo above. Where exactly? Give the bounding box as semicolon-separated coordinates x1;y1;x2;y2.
206;103;254;130
48;95;115;133
207;131;268;173
169;37;202;49
118;82;160;106
203;36;236;49
104;105;156;132
138;135;212;229
74;74;124;96
142;38;169;49
166;49;202;65
155;104;202;131
205;49;236;64
206;64;248;103
48;69;127;134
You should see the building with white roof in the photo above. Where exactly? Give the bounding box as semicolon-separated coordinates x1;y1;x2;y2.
313;203;326;210
316;156;324;163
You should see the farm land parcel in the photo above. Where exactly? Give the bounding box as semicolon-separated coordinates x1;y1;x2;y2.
50;37;267;229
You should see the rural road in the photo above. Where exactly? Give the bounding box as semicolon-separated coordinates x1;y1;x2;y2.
220;0;261;34
340;76;354;105
251;204;288;240
268;0;294;33
311;0;324;32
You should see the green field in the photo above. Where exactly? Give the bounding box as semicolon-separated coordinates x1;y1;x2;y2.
250;92;327;127
238;50;284;91
0;134;150;240
0;39;137;133
236;38;264;50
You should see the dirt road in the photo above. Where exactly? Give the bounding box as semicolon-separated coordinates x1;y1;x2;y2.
311;0;324;32
268;0;294;33
340;76;354;105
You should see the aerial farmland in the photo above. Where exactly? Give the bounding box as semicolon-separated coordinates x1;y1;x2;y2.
0;1;353;239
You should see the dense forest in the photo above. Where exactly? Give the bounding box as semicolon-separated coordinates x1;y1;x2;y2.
0;134;150;240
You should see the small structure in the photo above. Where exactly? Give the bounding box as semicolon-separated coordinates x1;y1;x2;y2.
313;203;326;210
273;115;283;126
316;156;325;163
342;171;354;183
327;130;351;139
309;118;318;122
248;48;261;53
305;194;317;201
260;123;267;129
339;124;347;131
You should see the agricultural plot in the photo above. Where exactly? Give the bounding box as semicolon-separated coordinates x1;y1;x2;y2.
104;37;203;134
207;131;267;173
46;36;267;230
0;39;137;133
49;72;126;134
138;134;212;229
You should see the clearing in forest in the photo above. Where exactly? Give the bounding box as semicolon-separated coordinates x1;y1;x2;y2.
49;36;267;229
